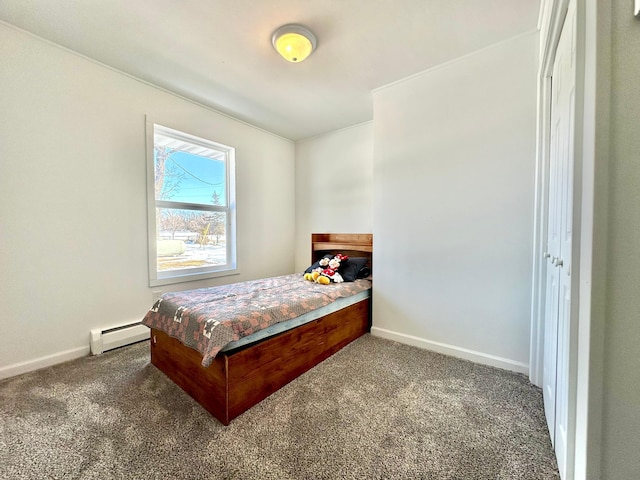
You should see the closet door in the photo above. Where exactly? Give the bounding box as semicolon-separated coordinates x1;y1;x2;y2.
542;3;576;478
542;68;562;442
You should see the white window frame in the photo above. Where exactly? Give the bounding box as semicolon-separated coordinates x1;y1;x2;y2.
146;119;237;286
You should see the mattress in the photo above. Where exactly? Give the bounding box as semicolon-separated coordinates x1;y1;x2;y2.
142;274;372;366
220;288;371;353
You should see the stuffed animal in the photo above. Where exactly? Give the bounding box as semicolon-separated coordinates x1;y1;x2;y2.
304;254;348;284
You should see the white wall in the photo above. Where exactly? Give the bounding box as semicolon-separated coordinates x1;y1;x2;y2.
371;32;538;372
0;24;295;378
294;123;373;271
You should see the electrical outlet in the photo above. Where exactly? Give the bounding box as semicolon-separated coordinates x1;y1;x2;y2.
152;290;162;302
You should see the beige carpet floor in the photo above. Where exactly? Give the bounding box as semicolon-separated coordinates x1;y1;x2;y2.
0;334;559;479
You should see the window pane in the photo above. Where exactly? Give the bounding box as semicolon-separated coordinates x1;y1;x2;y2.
148;121;236;286
156;208;227;273
154;147;227;206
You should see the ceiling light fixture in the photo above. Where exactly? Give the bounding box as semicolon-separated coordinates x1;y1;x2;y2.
271;24;316;63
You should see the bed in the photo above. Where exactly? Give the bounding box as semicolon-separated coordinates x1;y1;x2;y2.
142;233;373;425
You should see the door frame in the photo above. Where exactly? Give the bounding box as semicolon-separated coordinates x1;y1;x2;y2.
531;0;606;478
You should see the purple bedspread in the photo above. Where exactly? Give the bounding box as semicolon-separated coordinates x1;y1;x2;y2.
142;274;371;366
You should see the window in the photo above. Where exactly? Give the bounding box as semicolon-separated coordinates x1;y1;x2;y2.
146;122;236;286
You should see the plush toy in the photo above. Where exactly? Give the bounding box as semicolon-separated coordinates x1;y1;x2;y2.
304;254;348;284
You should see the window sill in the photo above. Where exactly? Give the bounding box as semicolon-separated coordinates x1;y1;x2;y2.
149;268;240;287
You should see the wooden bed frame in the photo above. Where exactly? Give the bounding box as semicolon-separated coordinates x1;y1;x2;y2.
150;233;373;425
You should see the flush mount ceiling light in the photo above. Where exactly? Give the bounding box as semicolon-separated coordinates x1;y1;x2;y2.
271;24;317;63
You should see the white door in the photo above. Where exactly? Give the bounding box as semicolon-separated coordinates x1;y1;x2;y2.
542;2;576;478
542;85;561;441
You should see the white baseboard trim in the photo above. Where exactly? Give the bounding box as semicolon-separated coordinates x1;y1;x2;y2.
370;327;529;374
0;346;90;380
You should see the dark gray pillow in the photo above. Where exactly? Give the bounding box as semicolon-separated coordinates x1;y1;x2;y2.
340;257;369;282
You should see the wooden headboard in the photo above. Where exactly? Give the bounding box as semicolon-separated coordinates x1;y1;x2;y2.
311;233;373;268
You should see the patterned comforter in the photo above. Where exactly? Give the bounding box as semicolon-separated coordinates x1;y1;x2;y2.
142;274;371;366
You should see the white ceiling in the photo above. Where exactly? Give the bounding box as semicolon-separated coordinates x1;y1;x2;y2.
0;0;540;141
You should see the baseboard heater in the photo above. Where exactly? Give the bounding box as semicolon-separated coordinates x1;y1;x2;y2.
90;322;149;355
